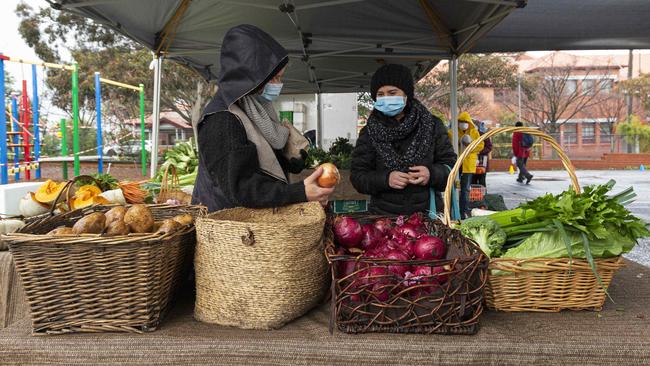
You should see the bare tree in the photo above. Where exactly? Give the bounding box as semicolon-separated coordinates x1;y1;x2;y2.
595;85;627;152
503;54;616;136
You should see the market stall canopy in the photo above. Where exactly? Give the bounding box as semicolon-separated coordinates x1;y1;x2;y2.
53;0;524;94
473;0;650;52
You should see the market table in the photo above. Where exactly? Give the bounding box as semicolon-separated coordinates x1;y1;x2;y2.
1;260;648;366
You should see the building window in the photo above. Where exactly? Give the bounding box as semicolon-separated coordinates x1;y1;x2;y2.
582;123;595;144
600;124;612;143
601;79;613;94
582;79;595;95
564;80;577;95
564;124;577;144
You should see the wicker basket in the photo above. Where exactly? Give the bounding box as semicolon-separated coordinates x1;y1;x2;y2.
326;215;489;335
443;126;624;312
194;202;328;329
157;165;192;204
2;203;202;335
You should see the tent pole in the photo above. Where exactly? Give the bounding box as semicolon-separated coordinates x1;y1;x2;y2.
316;93;323;148
32;64;40;179
139;84;146;177
449;56;459;154
151;56;162;178
95;72;103;173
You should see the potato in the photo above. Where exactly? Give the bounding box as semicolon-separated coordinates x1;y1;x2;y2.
72;212;106;234
172;214;193;226
124;204;154;233
105;220;130;237
157;219;182;235
105;206;128;226
47;226;74;236
153;221;163;233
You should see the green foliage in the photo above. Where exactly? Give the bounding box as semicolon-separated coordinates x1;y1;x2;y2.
617;115;650;153
620;73;650;111
305;147;332;169
329;137;354;157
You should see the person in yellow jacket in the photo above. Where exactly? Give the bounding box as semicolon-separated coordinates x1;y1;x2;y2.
448;111;484;219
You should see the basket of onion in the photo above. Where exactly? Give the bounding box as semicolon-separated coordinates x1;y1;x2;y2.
325;213;489;335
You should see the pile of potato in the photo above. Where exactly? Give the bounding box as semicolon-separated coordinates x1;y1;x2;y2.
46;204;194;237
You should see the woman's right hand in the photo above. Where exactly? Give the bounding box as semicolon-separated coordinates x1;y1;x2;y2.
304;167;335;206
388;171;411;190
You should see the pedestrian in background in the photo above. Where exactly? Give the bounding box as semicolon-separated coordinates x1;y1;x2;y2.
449;111;484;219
472;121;492;187
512;121;534;184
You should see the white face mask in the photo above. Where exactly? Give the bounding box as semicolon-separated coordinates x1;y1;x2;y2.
459;122;469;131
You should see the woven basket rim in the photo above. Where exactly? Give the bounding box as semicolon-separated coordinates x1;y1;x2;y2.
199;203;325;227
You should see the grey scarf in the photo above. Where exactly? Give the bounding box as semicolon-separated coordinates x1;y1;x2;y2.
238;95;289;149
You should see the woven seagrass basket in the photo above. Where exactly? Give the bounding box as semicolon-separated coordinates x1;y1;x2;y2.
2;203;201;335
194;202;328;329
443;126;625;312
326;215;489;335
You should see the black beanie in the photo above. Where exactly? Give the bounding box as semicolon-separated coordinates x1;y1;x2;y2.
370;64;414;101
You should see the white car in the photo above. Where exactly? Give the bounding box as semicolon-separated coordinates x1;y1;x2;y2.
103;139;152;157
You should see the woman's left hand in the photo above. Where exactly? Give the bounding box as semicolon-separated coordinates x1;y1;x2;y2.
408;166;430;186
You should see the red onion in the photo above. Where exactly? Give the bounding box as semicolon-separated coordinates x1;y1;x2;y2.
406;213;426;230
361;265;389;286
399;240;415;258
372;283;390;302
413;235;446;260
373;218;392;235
395;215;406;226
360;224;382;250
394;223;424;239
334;216;363;248
384;249;411;277
391;231;410;247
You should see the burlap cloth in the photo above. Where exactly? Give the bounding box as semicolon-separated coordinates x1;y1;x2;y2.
0;260;648;365
0;251;29;329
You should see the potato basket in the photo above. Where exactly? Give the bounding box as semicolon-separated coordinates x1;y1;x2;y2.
443;126;625;312
2;195;202;335
325;215;489;335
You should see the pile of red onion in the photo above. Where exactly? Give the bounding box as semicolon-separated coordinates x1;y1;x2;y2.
333;213;448;302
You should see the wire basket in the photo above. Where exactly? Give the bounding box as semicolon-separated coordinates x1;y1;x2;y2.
469;184;486;202
443;126;624;312
325;215;489;334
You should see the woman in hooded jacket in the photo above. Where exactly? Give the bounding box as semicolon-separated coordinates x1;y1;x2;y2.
192;24;333;212
351;64;457;216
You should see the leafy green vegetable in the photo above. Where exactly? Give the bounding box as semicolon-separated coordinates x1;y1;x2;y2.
76;173;119;191
459;216;507;257
155;138;198;185
502;229;634;260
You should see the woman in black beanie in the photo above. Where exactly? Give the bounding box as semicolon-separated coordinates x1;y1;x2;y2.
351;64;457;215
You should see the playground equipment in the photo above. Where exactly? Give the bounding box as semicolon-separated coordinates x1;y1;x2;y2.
94;73;147;176
0;53;79;184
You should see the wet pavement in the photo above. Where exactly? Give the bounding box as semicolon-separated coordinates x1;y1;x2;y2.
486;170;650;267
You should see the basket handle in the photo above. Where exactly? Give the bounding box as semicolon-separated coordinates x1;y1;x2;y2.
49;175;104;216
442;126;581;226
160;164;180;194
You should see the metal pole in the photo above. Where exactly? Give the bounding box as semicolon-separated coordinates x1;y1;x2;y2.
150;56;162;178
95;72;103;173
31;65;41;179
627;49;633;118
316;93;323;147
139;83;146;176
11;96;20;181
21;80;31;181
60;119;69;180
0;54;8;185
449;56;459;154
72;63;80;176
517;73;522;121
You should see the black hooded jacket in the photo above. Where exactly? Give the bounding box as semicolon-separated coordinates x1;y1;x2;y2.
191;24;306;212
351;103;456;215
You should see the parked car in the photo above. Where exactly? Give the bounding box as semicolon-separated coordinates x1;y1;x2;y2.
103;139;152;157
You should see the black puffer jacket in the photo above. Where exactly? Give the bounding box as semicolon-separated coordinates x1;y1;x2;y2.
351;109;456;215
191;24;306;212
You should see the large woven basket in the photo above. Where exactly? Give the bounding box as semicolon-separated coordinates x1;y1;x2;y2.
443;126;625;312
194;202;328;329
326;215;489;335
2;203;201;335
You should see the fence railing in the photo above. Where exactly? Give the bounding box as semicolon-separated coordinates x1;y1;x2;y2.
490;133;643;160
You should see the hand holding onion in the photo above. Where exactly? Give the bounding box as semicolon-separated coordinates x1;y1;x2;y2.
304;166;335;206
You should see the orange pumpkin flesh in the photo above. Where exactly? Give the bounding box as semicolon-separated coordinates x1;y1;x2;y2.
317;163;340;188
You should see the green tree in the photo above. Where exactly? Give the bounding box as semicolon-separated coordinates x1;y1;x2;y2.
617;115;650;153
620;73;650;112
15;1;215;130
416;54;518;117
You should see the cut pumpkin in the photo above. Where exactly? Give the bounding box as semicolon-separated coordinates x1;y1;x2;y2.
34;180;67;204
71;185;104;210
93;196;111;205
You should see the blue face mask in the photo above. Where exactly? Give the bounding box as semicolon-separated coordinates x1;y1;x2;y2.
260;82;283;102
374;96;406;117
